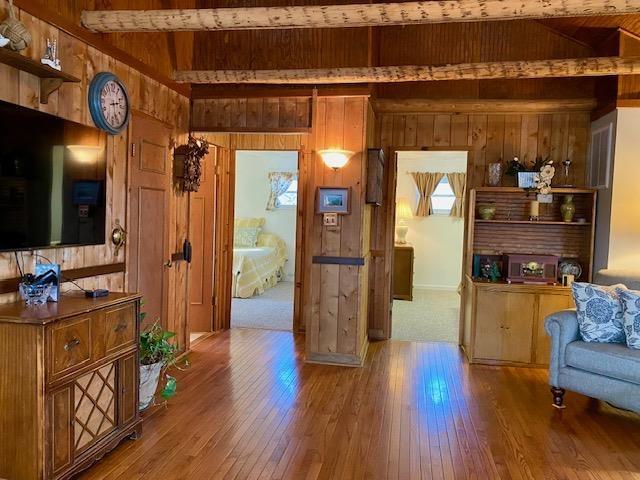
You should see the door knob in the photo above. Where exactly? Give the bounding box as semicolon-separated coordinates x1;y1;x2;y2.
164;259;173;268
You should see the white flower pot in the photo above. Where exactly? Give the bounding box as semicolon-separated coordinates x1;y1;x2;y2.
139;362;163;411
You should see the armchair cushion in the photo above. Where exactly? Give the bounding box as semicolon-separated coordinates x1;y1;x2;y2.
565;341;640;385
571;283;626;344
617;288;640;349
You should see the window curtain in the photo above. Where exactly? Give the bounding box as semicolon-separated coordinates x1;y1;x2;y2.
446;172;467;218
411;172;444;216
266;172;296;210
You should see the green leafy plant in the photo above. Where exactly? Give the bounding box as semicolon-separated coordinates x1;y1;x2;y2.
140;321;186;400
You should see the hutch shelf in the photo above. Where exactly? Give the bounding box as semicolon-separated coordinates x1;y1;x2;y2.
461;187;596;367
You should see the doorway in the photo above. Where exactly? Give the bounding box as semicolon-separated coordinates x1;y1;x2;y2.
391;150;468;342
230;150;299;331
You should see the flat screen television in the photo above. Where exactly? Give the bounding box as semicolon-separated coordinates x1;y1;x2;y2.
0;100;107;252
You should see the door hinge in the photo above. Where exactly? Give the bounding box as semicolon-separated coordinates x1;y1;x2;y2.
212;295;216;306
131;143;136;157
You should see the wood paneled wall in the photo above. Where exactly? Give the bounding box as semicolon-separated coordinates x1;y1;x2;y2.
192;97;312;132
304;96;371;366
14;0;195;79
0;0;192;350
368;103;592;339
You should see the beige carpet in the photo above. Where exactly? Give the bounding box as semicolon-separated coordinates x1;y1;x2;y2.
231;281;293;331
392;288;460;343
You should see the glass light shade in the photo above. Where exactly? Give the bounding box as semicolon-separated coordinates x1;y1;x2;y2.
395;197;414;222
318;149;353;169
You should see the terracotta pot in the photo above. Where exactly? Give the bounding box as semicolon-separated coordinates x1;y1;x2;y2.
139;362;163;411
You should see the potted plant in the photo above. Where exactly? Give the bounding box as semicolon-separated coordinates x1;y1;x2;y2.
139;315;184;411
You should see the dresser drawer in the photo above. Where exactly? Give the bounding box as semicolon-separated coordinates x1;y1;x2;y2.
103;302;137;356
48;315;93;381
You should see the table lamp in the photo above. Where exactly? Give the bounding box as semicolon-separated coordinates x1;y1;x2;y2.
395;197;413;244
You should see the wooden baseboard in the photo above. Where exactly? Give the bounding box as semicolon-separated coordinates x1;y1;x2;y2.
306;351;365;367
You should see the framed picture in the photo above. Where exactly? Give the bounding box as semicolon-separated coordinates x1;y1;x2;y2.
316;187;351;214
366;148;385;205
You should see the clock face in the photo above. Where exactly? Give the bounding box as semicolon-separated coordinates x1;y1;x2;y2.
88;72;131;135
100;80;128;131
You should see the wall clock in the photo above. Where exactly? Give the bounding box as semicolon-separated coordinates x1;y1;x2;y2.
88;72;130;135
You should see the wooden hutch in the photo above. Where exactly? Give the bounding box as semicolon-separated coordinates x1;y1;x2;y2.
462;187;596;367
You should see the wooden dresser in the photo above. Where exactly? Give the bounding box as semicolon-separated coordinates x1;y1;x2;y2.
0;292;142;480
393;244;414;301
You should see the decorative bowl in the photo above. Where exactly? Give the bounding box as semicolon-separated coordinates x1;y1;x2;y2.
19;283;52;305
559;260;582;280
477;205;497;220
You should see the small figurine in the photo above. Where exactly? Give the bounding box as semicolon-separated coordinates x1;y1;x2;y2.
489;262;502;282
562;158;572;186
40;38;61;71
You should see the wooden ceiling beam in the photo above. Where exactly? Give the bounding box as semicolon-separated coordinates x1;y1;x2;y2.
174;56;640;84
81;0;640;32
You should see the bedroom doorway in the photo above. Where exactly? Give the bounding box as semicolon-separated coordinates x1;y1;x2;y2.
230;150;299;331
391;150;468;343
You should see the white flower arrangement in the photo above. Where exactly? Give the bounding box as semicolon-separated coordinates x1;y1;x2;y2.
534;161;555;195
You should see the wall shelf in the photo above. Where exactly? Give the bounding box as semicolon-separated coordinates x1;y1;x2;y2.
0;47;80;104
475;219;591;226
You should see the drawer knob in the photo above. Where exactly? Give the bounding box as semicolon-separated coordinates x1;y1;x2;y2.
114;323;128;333
64;338;81;351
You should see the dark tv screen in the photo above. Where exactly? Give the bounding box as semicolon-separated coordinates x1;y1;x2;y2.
0;100;107;251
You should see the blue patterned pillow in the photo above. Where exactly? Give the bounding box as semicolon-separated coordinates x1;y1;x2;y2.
572;283;626;343
616;288;640;349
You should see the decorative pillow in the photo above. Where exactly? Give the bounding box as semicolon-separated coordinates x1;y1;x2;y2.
616;288;640;349
234;227;261;248
572;282;626;343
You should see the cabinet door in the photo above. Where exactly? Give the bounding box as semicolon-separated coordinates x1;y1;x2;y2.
393;247;413;300
474;290;535;363
119;354;139;426
48;385;74;475
534;293;574;365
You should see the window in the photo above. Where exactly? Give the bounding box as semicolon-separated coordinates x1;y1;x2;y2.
431;177;456;215
277;178;298;207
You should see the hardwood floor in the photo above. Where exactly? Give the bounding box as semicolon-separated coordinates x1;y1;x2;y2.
79;329;640;480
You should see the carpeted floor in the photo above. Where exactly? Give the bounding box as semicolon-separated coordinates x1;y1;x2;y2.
231;281;294;331
392;288;460;343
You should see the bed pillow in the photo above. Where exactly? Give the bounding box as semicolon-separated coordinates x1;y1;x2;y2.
234;227;261;248
616;288;640;349
572;282;626;344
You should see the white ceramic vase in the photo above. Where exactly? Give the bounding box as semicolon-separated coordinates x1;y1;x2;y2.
139;362;163;411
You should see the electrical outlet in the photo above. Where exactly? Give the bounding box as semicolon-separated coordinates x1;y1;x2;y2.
323;213;338;226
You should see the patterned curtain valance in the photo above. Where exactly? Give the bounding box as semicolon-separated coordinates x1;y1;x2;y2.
266;171;297;210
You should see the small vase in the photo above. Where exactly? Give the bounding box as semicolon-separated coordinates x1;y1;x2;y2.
487;162;503;187
560;195;575;222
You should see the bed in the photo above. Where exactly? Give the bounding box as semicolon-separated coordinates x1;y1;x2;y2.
232;219;288;298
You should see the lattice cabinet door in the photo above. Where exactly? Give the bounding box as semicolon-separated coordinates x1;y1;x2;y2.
74;362;118;453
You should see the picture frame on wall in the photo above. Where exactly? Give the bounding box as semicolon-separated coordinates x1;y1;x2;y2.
316;187;351;214
366;148;385;205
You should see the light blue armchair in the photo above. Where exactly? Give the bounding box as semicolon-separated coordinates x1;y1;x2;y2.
545;309;640;413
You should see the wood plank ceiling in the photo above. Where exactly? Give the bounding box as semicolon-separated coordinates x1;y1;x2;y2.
22;0;640;99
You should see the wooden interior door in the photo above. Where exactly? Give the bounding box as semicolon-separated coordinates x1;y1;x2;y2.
188;156;215;333
212;145;235;331
127;112;172;330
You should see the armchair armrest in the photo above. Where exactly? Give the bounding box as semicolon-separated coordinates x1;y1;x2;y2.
257;233;288;262
544;309;580;386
